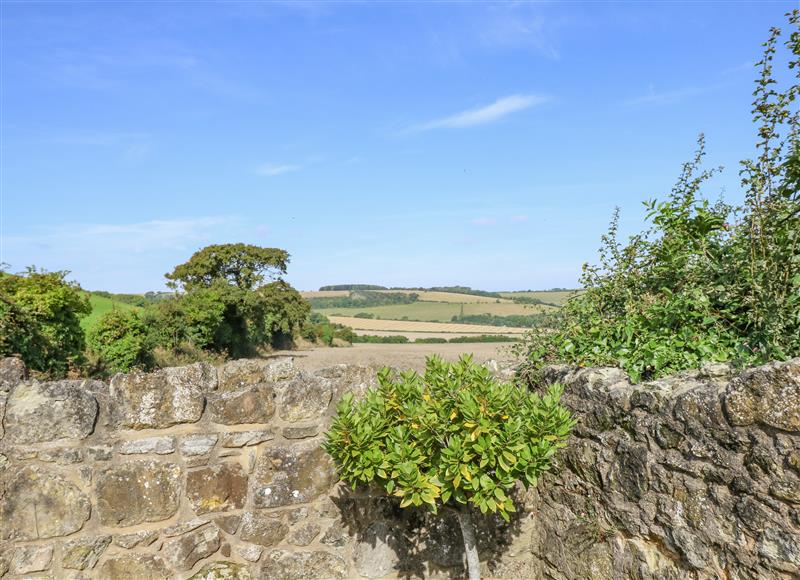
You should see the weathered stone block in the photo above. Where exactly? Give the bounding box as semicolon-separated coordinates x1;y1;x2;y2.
236;544;264;562
110;363;213;429
112;530;159;549
207;385;275;425
187;462;248;514
287;522;321;546
283;425;319;439
354;521;404;579
0;357;25;440
62;536;111;570
0;357;27;391
99;553;170;579
180;434;218;456
239;511;289;547
724;358;800;431
3;380;98;443
117;435;175;455
215;514;242;534
0;467;91;540
162;517;207;537
162;525;221;571
189;561;252;579
10;544;53;575
260;550;347;580
95;461;181;526
221;428;276;447
218;358;270;391
251;440;338;508
35;447;83;464
279;374;332;421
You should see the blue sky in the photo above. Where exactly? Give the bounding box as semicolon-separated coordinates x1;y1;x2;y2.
1;1;794;292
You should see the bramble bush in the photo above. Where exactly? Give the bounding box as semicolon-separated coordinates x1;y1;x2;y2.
520;12;800;383
324;355;573;580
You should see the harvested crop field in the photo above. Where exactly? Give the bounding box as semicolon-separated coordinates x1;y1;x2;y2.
328;315;529;335
272;342;517;372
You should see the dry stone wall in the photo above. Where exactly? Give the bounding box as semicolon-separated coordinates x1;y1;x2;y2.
0;355;798;579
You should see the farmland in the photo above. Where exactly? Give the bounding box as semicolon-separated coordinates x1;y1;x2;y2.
302;287;572;341
327;316;528;336
80;293;140;332
314;301;552;322
498;290;577;306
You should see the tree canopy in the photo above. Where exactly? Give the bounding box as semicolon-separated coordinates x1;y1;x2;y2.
165;243;289;292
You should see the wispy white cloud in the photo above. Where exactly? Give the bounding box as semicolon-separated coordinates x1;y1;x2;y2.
407;94;548;133
5;217;243;292
626;84;719;106
7;217;237;255
256;163;301;176
511;215;529;223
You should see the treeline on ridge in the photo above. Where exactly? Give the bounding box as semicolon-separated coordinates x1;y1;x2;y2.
308;290;419;309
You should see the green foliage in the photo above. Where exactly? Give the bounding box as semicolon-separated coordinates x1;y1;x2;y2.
0;268;90;377
452;313;546;328
87;309;152;374
166;243;289;292
308;291;419;309
300;312;356;346
323;355;574;521
147;286;227;351
351;334;409;344
320;284;388;291
81;293;141;333
395;286;502;299
88;291;149;308
153;245;309;357
510;296;559;307
448;335;519;343
521;12;800;382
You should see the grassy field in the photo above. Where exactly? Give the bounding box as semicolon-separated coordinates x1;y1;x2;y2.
316;301;553;322
328;316;529;335
301;290;514;304
81;293;140;332
498;290;578;306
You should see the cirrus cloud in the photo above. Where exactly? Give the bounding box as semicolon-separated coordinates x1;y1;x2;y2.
406;94;549;133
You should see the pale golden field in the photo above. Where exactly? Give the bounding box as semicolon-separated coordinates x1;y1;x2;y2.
301;290;350;298
328;315;529;335
378;290;514;304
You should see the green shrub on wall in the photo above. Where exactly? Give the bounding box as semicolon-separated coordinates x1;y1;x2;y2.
324;355;574;580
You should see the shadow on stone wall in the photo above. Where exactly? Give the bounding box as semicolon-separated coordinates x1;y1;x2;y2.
330;485;528;579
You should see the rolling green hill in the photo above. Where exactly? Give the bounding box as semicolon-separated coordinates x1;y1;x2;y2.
81;293;141;332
